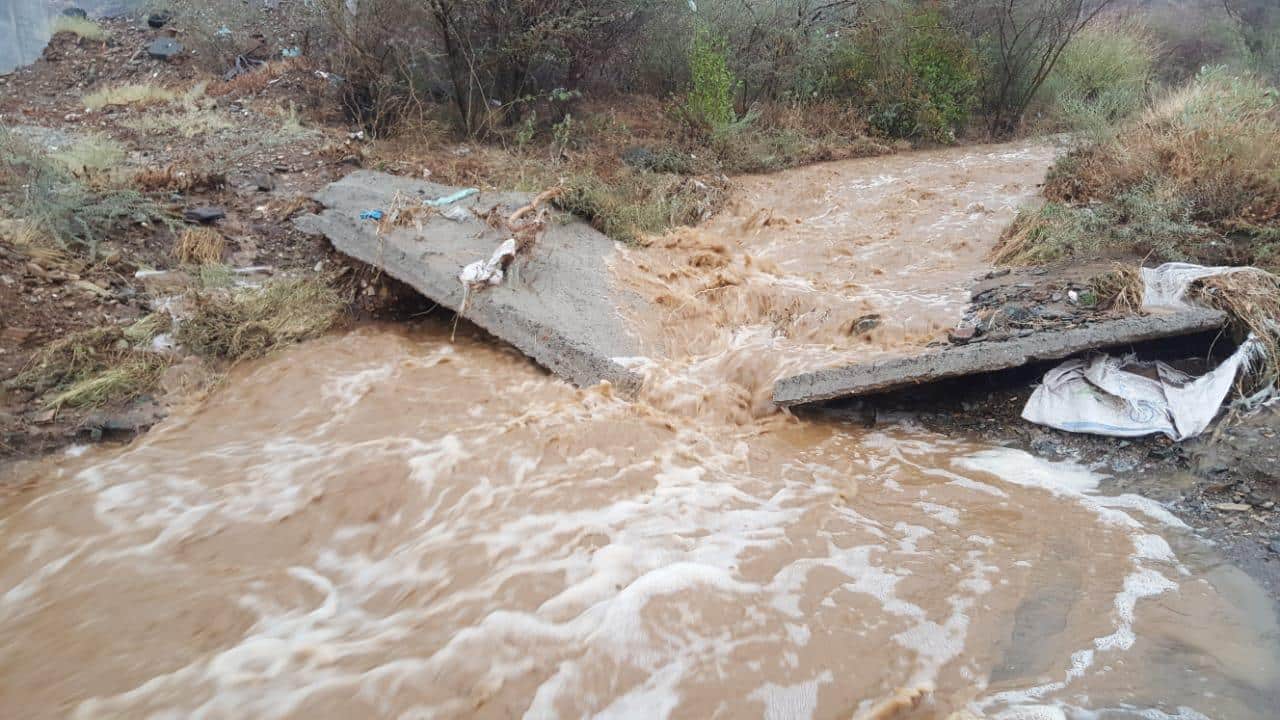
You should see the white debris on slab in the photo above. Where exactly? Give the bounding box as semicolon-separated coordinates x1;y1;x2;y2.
459;238;518;288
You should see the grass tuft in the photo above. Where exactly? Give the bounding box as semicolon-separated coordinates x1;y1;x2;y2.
557;171;726;244
173;227;226;265
13;325;171;410
52;15;107;41
1192;268;1280;391
177;276;346;361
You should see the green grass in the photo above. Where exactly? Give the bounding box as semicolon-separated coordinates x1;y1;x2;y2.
52;15;107;41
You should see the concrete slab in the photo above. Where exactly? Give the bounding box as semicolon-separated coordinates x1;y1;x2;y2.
296;171;644;392
772;309;1229;407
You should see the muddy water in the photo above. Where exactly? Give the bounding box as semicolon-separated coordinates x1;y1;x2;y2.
3;143;1280;718
617;140;1057;421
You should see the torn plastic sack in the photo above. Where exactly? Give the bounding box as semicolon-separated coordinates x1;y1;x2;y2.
1022;337;1261;440
1141;262;1254;310
459;238;517;288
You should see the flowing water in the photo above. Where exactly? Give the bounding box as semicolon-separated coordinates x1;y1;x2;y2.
3;142;1279;719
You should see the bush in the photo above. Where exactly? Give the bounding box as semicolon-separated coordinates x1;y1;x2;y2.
1036;22;1157;138
683;27;737;131
0;127;170;259
823;5;977;142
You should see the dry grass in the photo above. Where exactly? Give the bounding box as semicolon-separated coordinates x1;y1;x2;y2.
52;15;107;41
1001;70;1280;268
131;165;227;193
173;227;226;265
83;83;177;111
1043;69;1280;246
1192;268;1280;390
177;276;346;361
205;58;308;98
13;323;171;410
1091;263;1144;312
49;134;126;179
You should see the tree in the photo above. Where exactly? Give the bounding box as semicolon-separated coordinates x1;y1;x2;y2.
958;0;1117;135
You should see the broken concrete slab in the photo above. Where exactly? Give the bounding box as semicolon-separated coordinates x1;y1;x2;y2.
296;170;644;392
773;308;1228;407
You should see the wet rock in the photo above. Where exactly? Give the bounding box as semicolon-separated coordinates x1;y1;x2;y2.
147;38;183;61
1268;537;1280;555
850;314;881;335
61;7;88;18
984;268;1011;280
250;173;276;192
948;323;977;344
183;206;225;223
146;12;172;28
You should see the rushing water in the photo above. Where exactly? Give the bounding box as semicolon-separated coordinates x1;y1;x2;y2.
2;142;1279;718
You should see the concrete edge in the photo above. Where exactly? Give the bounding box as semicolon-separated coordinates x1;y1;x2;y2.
772;309;1229;407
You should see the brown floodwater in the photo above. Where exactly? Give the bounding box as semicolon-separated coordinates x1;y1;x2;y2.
2;142;1279;719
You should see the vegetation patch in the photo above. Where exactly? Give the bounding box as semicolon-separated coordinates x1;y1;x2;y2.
12;317;172;410
0;127;171;259
51;15;107;41
176;276;346;361
557;171;727;245
173;227;226;265
998;68;1280;268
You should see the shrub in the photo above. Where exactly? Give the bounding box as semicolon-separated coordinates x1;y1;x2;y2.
0;127;170;259
823;5;977;142
683;27;737;131
558;171;725;243
51;15;107;41
1036;21;1157;137
13;322;171;410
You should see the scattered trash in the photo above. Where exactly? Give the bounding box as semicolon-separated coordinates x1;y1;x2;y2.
1021;338;1261;440
359;209;383;221
282;47;302;58
425;188;478;207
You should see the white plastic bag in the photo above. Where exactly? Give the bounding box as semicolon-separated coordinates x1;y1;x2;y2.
1021;339;1259;440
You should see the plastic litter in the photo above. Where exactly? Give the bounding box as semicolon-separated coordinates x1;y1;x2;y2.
359;209;383;221
425;188;478;208
459;238;517;288
441;206;472;223
1022;339;1261;440
282;47;302;58
1022;262;1258;440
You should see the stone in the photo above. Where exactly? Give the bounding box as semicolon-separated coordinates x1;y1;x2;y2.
1213;503;1252;512
850;314;881;335
146;12;172;28
147;38;183;61
183;206;226;223
948;323;977;343
250;173;276;192
61;7;88;18
1268;537;1280;555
